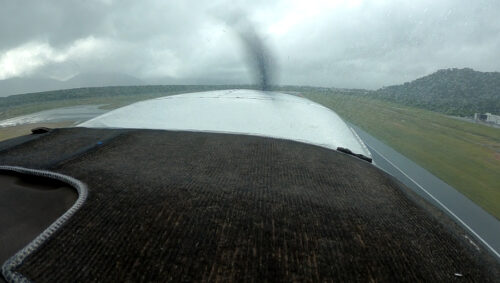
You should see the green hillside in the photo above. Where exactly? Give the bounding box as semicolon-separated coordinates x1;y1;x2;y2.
373;68;500;116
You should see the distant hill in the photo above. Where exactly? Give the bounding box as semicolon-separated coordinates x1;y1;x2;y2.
64;72;145;89
0;77;62;96
373;68;500;116
0;72;145;97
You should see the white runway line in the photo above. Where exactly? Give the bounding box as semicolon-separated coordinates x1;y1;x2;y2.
367;145;500;259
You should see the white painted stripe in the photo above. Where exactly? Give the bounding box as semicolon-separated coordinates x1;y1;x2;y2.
367;145;500;259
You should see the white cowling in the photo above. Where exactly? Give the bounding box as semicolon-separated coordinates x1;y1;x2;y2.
78;89;371;157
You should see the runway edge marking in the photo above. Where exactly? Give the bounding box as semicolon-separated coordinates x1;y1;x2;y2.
367;145;500;259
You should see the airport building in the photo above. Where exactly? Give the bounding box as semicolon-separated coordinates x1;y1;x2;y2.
474;112;500;125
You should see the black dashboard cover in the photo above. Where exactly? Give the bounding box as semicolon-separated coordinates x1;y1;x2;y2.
0;127;498;282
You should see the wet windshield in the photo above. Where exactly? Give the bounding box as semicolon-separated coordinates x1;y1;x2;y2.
0;0;499;263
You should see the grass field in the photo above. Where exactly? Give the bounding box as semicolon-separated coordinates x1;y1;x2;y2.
0;122;75;142
302;91;500;219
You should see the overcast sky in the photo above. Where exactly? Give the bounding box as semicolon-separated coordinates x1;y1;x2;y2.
0;0;499;89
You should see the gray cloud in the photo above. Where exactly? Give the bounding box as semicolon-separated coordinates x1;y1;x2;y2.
0;1;111;49
0;0;499;89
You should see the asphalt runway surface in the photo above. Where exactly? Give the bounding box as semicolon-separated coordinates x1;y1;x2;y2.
0;105;107;128
350;124;500;261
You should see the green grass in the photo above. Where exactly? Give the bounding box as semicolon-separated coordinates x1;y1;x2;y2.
301;91;500;219
0;122;75;142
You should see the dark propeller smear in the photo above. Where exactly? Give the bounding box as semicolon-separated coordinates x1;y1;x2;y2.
230;16;276;91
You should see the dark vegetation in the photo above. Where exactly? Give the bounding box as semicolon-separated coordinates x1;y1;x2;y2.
372;68;500;116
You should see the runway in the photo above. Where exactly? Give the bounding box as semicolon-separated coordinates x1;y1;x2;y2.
351;124;500;260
